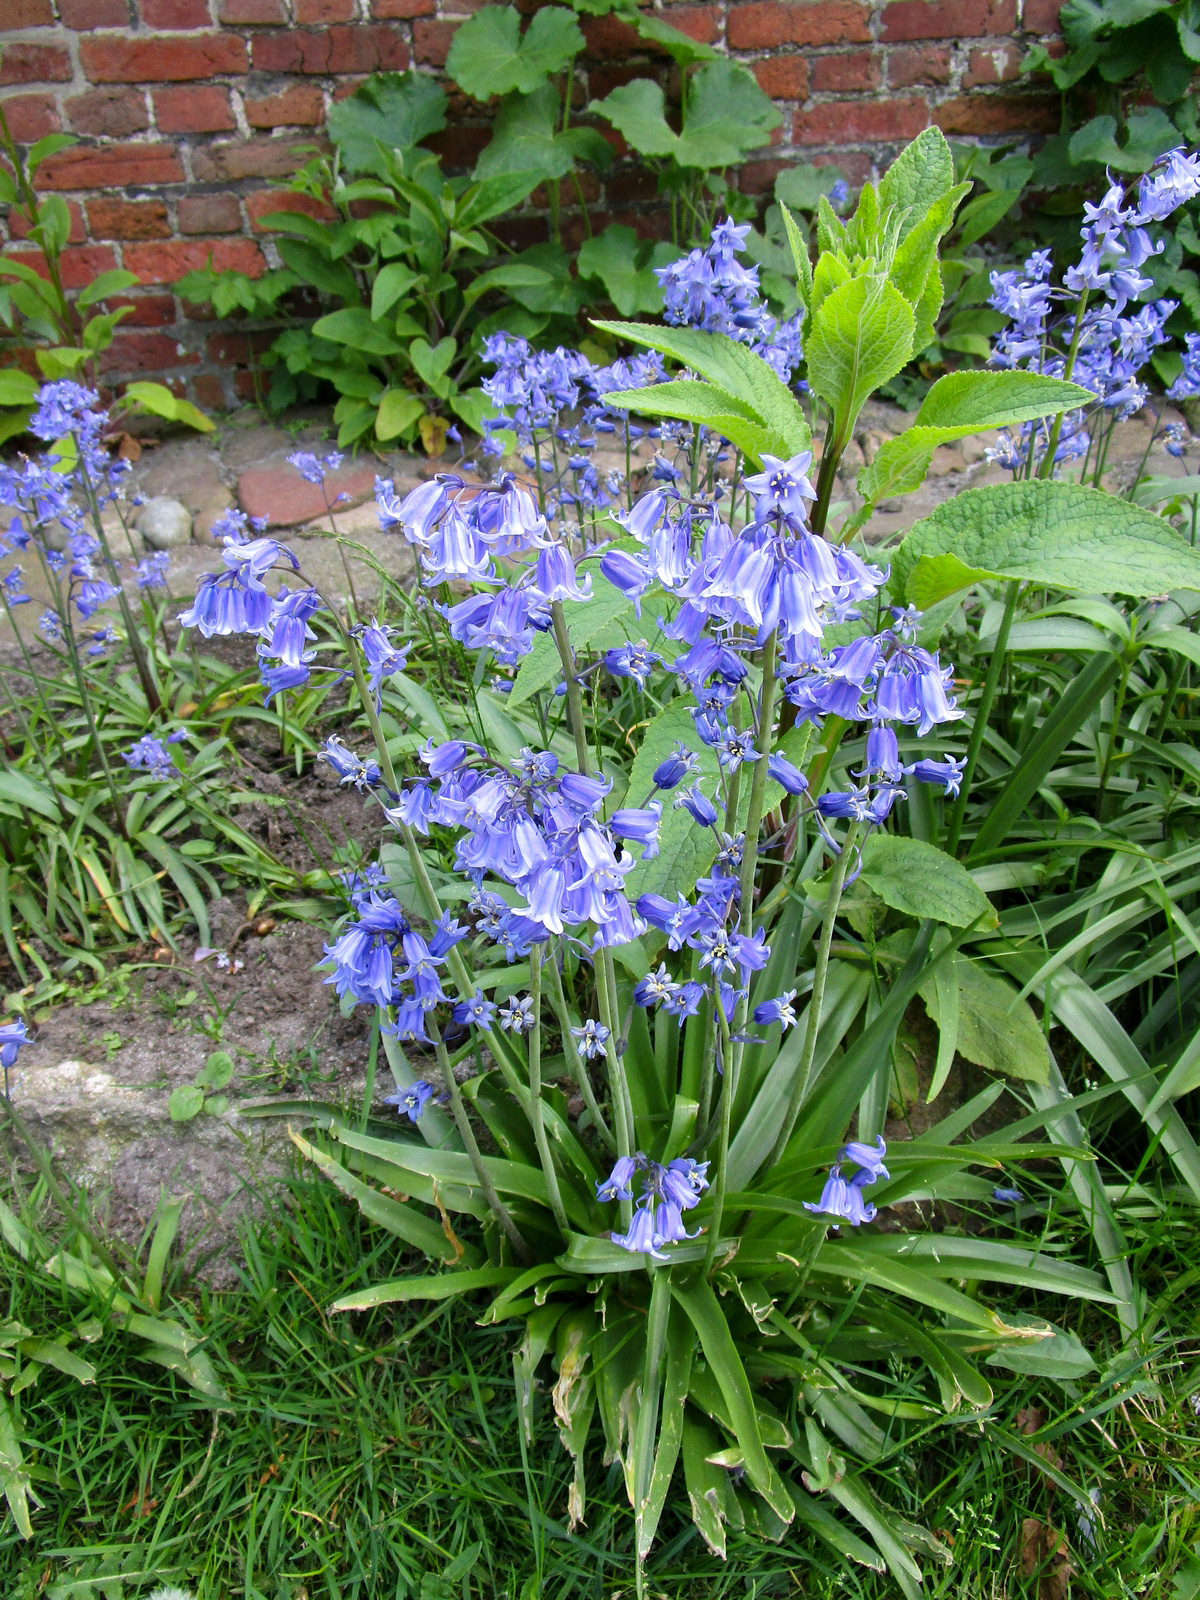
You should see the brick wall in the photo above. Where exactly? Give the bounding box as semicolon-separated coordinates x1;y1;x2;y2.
1;0;1062;410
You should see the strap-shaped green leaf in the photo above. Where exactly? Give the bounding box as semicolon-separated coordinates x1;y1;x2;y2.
331;1264;520;1312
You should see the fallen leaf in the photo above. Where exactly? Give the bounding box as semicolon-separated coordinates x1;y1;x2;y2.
1020;1518;1073;1600
419;414;448;456
116;432;142;461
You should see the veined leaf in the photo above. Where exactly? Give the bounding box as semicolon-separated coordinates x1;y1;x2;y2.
510;571;637;706
859;834;995;929
806;276;915;442
447;6;584;101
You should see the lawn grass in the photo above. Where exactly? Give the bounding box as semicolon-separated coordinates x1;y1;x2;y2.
3;1155;1199;1600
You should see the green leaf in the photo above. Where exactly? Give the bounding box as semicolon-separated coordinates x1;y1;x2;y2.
919;958;1050;1084
0;769;62;821
510;571;636;706
633;10;721;63
76;269;140;308
591;62;779;170
577;224;679;316
312;306;405;356
986;1323;1097;1381
410;334;457;398
376;389;425;441
1068;107;1180;172
371;261;421;320
897;480;1200;608
806;276;915;441
775;163;846;213
331;1265;520;1312
590;320;809;459
0;368;38;408
682;1409;730;1556
196;1049;235;1091
454;171;542;231
0;1397;34;1539
326;70;447;170
600;379;773;462
877;126;955;240
168;1086;205;1123
448;6;584;100
589;79;680;159
859;834;995;929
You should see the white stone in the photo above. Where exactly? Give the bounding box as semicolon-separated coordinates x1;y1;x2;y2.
135;496;193;550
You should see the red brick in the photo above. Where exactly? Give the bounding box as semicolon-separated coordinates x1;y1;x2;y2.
190;136;316;181
8;198;85;242
207;328;277;364
252;25;410;72
727;1;870;49
372;0;435;15
963;42;1021;84
423;123;493;168
934;92;1058;134
10;244;120;289
413;19;460;66
1023;0;1061;30
101;331;199;376
245;84;325;126
752;56;809;97
737;156;792;196
0;44;72;85
811;49;881;90
246;189;336;230
581;13;644;53
888;44;951;84
233;369;262;401
154;85;237;131
64;88;150;136
881;0;1014;39
87;197;171;240
107;292;177;326
80;34;248;84
0;92;61;142
192;374;228;411
237;456;380;525
10;0;55;25
140;0;212;24
665;5;721;43
793;95;929;143
38;142;185;189
60;0;130;25
217;0;285;17
178;192;243;232
295;0;355;18
125;237;267;284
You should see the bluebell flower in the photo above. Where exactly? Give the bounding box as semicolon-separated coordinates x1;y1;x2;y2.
1135;147;1200;222
320;891;411;1008
652;741;700;791
839;1135;889;1181
123;735;175;781
134;550;171;590
2;568;31;606
754;990;798;1029
596;1154;638;1202
383;1080;434;1122
453;989;496;1028
743;451;816;523
288;450;344;486
638;891;702;950
605;639;662;687
653;1200;700;1246
635;964;682;1009
264;586;321;666
571;1018;610;1060
675;783;718;828
612;1201;667;1260
38;608;62;640
358;621;411;710
318;736;382;792
86;625;119;657
29;381;104;444
0;1017;31;1070
390;999;430;1043
611;802;662;859
179;537;296;637
167;728;188;744
908;755;966;795
804;1169;878;1225
532;541;592;604
829;177;849;210
498;994;535;1033
260;659;310;705
767;751;809;795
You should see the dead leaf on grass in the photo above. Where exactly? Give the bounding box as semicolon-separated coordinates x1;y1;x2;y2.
1020;1517;1073;1600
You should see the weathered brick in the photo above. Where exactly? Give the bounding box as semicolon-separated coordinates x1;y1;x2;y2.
81;34;248;85
178;191;243;233
252;25;410;73
0;44;72;85
192;374;229;411
10;0;55;26
8;198;85;242
206;327;277;364
881;0;1014;40
154;85;237;131
934;92;1057;133
217;0;286;18
727;1;871;49
139;0;213;25
887;43;952;84
39;142;185;189
793;95;929;142
812;49;881;90
752;56;809;98
60;0;131;22
245;84;325;125
191;136;316;181
125;237;267;284
101;331;199;375
413;19;460;66
423;123;493;168
246;188;336;229
1023;0;1062;31
295;0;355;19
963;41;1021;83
64;87;150;136
87;197;172;239
0;91;62;142
372;0;436;16
107;292;177;326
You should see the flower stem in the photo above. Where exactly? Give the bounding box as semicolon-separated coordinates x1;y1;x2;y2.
528;944;571;1240
702;1001;735;1273
425;1013;531;1263
767;820;861;1169
551;599;591;775
545;944;616;1153
944;579;1019;856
